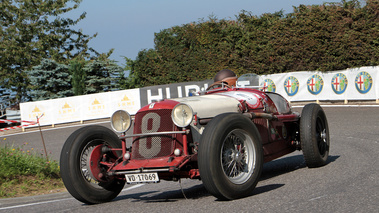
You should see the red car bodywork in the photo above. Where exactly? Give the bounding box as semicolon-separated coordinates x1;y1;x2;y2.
90;87;300;182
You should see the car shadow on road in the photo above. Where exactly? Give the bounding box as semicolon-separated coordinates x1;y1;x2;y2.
114;154;339;203
115;183;208;203
261;154;339;180
232;154;340;200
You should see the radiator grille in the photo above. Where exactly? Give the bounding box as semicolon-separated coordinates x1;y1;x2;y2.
132;109;177;159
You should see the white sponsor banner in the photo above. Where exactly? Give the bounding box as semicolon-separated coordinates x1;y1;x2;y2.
20;89;141;126
109;89;140;115
83;93;110;120
20;66;377;127
261;66;377;102
54;96;83;123
20;99;53;127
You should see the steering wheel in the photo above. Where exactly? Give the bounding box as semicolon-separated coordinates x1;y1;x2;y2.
206;82;232;91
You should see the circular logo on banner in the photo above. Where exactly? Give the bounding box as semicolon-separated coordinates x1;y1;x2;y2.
261;79;276;92
284;76;299;96
355;71;373;94
307;74;324;95
331;73;348;95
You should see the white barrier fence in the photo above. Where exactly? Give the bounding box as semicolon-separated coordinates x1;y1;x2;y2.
261;66;377;102
20;66;378;127
20;89;141;127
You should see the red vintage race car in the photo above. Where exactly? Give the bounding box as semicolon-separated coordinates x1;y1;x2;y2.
60;73;330;204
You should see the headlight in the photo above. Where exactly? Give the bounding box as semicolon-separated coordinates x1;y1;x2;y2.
110;110;132;133
171;103;194;127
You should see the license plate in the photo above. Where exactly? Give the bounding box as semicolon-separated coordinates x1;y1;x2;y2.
125;172;159;183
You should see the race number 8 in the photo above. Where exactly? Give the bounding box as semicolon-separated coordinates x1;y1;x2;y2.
139;113;161;158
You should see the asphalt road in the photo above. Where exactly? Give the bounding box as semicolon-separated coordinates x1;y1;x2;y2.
1;106;378;213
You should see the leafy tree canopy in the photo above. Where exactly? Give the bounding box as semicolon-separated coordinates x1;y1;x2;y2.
28;58;72;100
83;59;124;94
126;0;378;88
69;58;86;96
27;57;123;101
0;0;99;105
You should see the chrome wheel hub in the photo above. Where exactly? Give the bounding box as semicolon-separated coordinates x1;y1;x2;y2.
221;129;256;184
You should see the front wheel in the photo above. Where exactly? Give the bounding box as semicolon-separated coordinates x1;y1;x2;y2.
300;103;330;168
60;125;125;204
198;113;263;200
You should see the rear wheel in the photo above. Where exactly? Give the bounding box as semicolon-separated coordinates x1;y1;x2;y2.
198;113;263;200
300;104;330;168
60;125;125;204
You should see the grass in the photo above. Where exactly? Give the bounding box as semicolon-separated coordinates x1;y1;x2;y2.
0;138;65;198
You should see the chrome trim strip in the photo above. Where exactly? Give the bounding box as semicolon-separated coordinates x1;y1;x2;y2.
119;130;186;139
113;168;170;175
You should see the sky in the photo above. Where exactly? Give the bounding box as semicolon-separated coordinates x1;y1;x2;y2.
69;0;341;65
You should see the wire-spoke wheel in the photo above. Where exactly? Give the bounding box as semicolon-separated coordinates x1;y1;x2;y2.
221;129;256;184
198;113;263;200
60;125;125;204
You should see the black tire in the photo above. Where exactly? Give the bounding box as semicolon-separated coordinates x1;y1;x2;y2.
198;113;263;200
60;125;125;204
300;103;330;168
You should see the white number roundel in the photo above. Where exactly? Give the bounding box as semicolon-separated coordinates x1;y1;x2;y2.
139;113;161;158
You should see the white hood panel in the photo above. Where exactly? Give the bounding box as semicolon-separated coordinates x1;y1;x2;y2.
173;94;240;119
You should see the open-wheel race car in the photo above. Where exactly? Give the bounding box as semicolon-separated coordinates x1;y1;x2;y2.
60;72;330;204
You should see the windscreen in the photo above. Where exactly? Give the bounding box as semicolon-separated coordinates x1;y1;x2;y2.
236;74;262;88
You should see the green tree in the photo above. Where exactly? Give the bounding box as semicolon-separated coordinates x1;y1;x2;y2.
0;87;12;110
127;0;378;87
0;0;97;104
69;59;86;95
83;59;124;94
116;57;132;90
28;59;73;100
